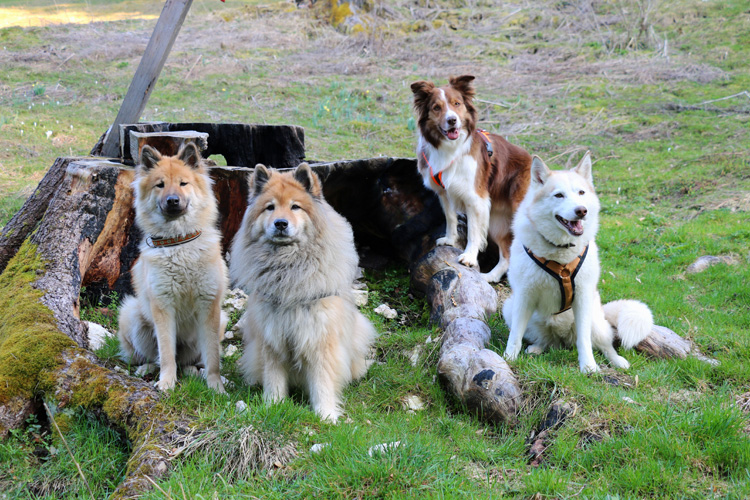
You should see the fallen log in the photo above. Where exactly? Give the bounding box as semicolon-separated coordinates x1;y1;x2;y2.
414;246;522;424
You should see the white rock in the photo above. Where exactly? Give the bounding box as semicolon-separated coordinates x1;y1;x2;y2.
86;321;113;350
353;289;369;307
224;344;238;357
235;400;249;413
310;443;330;454
223;288;248;316
402;394;425;411
224;329;235;340
403;345;423;367
368;441;402;457
374;304;397;319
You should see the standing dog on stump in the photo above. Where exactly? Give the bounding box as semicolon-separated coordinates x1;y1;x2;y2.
411;75;532;282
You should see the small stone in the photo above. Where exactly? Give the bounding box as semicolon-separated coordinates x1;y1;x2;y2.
622;396;637;404
353;289;369;307
224;344;238;357
368;441;401;457
686;255;738;274
374;304;397;319
223;288;248;316
236;400;249;413
403;345;423;367
86;321;113;350
401;394;425;411
425;335;432;344
310;443;330;454
224;330;235;340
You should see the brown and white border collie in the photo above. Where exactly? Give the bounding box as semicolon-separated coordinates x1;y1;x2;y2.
411;75;532;282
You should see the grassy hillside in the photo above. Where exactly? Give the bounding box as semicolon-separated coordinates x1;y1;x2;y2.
1;0;749;498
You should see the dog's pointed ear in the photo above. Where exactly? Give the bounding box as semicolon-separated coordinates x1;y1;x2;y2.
294;162;322;198
251;163;271;195
449;75;476;99
410;80;435;108
531;156;551;186
573;151;593;185
139;145;162;172
178;142;202;170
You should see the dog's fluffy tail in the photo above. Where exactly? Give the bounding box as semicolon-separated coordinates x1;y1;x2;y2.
602;299;653;350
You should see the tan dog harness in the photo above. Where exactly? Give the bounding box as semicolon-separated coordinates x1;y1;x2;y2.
523;244;589;315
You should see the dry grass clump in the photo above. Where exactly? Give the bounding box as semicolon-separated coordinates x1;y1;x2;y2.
174;424;298;481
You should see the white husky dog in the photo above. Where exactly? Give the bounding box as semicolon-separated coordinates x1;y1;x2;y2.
502;152;653;372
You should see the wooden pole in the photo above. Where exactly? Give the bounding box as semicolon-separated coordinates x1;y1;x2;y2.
100;0;194;158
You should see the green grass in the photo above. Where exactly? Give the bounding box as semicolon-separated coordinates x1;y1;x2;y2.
1;0;750;498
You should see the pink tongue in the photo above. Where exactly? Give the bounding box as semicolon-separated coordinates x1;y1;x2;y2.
570;221;583;234
446;129;459;140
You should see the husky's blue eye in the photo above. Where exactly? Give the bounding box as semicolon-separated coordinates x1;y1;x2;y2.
554;193;564;198
265;204;274;211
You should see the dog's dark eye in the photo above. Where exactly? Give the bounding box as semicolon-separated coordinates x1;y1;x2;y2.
579;190;585;195
291;204;301;211
433;105;441;112
180;181;188;187
554;193;564;198
265;204;274;211
156;181;165;189
454;101;461;106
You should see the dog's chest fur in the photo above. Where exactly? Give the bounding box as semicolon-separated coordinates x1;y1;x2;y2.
417;133;481;203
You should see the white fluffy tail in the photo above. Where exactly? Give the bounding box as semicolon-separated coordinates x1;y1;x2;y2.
602;299;653;350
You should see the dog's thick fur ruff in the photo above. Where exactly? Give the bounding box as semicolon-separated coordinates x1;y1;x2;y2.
229;163;376;422
118;143;228;392
502;153;653;372
410;75;531;282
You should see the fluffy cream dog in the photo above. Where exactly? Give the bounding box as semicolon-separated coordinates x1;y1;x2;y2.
229;163;375;422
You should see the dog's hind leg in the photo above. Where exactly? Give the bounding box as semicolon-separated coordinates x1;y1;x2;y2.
591;311;630;369
482;204;513;282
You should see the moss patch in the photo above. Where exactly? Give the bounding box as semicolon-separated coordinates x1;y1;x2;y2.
0;240;75;405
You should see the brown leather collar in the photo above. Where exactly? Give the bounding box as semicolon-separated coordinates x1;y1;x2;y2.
146;230;202;248
523;244;589;315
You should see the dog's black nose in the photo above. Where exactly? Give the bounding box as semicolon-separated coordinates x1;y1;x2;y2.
166;195;180;207
574;206;588;218
274;219;288;230
447;116;457;126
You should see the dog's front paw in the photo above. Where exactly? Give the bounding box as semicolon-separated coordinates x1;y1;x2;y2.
135;363;158;377
318;408;342;424
609;355;630;370
436;236;457;247
458;252;479;268
579;361;600;373
503;348;520;361
156;375;177;391
526;344;545;355
206;376;227;394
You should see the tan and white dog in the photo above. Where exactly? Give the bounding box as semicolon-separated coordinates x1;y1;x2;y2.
118;143;228;392
502;152;653;372
229;163;375;422
411;75;532;282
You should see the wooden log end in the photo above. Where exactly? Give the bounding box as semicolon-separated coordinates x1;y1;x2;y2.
128;130;209;164
438;345;521;425
633;324;719;365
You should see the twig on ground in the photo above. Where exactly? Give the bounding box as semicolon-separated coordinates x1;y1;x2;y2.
43;401;96;500
145;475;175;499
700;91;750;105
183;54;203;81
